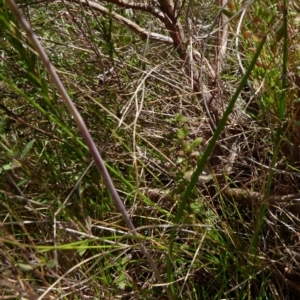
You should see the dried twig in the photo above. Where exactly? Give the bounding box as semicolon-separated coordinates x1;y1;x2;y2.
71;0;173;43
214;0;228;75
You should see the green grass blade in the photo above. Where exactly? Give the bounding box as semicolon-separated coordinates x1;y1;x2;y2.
278;0;288;120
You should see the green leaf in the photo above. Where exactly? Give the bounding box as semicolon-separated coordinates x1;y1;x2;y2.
21;139;35;159
179;116;188;123
17;179;28;187
190;202;202;214
183;169;194;180
116;273;127;290
1;160;21;171
121;255;131;266
192;138;202;148
176;157;185;164
184;142;192;152
46;259;57;269
16;263;35;272
177;128;186;140
78;240;89;256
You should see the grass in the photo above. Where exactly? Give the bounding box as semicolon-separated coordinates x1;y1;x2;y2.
1;0;300;299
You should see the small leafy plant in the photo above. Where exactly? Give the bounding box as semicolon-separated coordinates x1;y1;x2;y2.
169;113;203;194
